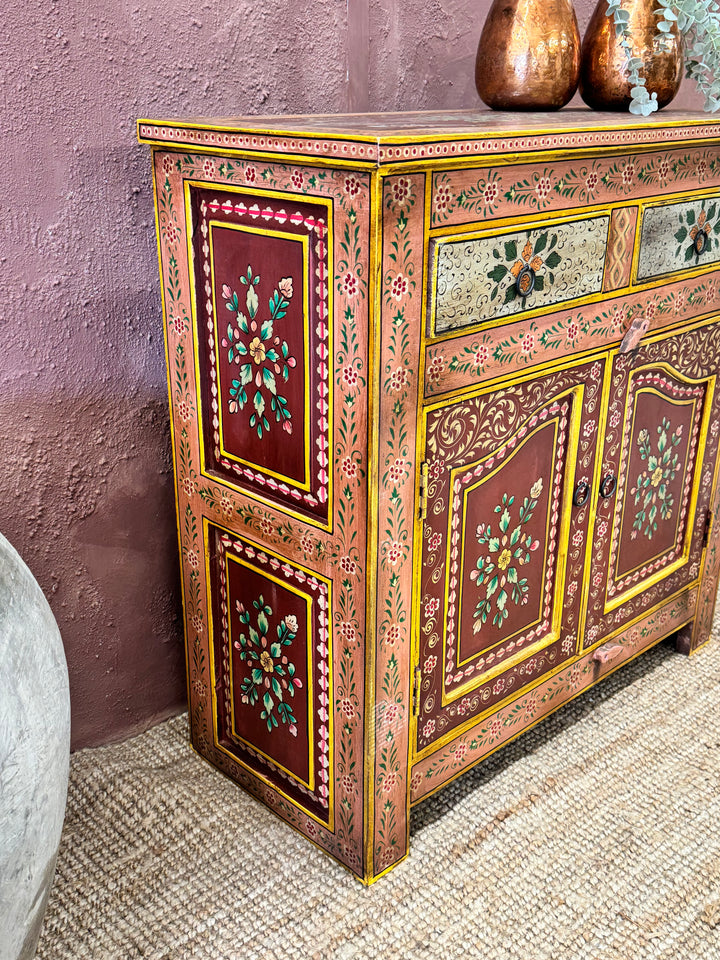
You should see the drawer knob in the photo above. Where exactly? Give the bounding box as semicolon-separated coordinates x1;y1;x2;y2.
694;229;709;256
592;641;624;665
515;264;536;299
573;480;590;507
599;473;617;498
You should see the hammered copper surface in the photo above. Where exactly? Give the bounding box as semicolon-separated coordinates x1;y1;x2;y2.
475;0;581;110
580;0;682;110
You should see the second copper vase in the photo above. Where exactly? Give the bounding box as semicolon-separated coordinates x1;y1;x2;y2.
580;0;683;110
475;0;581;110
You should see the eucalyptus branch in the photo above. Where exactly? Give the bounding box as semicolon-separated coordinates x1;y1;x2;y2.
607;0;720;112
606;0;660;114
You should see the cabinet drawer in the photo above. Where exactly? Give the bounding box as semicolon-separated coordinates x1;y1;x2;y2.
637;193;720;281
430;214;610;336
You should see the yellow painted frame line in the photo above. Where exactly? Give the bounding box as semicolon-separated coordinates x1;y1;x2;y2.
184;177;335;533
225;552;316;792
205;517;335;831
208;221;312;491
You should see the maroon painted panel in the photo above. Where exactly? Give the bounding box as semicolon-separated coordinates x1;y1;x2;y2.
208;523;331;822
584;324;720;649
454;416;564;666
417;358;604;754
210;226;308;486
191;186;331;522
612;378;703;587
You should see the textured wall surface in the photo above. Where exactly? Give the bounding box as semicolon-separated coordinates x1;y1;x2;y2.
0;0;704;749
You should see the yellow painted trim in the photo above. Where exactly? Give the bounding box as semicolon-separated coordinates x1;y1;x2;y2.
363;167;384;882
208;221;312;490
576;352;614;651
205;517;335;831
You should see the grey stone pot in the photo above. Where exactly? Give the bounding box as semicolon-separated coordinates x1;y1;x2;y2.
0;533;70;960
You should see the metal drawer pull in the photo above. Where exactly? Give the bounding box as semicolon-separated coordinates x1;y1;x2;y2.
573;480;590;507
592;642;624;665
515;264;537;298
694;230;709;256
599;474;617;498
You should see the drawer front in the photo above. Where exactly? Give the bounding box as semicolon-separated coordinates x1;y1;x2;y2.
415;358;604;757
637;194;720;281
431;215;610;335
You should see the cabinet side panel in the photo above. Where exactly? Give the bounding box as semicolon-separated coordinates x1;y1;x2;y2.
155;149;373;878
367;174;426;879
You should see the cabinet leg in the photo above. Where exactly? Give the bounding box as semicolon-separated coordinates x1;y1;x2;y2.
675;623;693;656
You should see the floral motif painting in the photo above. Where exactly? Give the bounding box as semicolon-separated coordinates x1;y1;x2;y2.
471;480;543;631
638;196;720;280
631;419;683;541
234;595;303;734
221;266;297;438
190;185;332;521
432;216;609;334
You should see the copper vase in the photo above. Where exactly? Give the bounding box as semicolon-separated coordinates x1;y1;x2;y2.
475;0;581;110
580;0;682;110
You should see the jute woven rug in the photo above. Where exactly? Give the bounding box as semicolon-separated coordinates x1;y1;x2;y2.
37;624;720;959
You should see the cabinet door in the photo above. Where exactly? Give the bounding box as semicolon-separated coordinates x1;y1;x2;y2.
583;321;720;648
416;359;604;756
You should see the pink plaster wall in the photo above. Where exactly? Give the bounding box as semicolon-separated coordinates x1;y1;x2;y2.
0;0;704;749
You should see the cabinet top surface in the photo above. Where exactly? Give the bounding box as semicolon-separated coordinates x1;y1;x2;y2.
138;108;720;164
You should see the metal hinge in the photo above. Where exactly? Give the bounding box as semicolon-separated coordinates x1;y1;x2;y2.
412;666;422;718
418;461;429;520
702;509;713;549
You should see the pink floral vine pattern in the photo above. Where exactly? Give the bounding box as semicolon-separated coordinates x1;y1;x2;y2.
221;267;297;438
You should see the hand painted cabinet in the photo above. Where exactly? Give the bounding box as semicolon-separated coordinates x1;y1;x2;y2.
140;110;720;883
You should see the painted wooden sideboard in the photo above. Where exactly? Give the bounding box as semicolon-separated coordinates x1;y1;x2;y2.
140;110;720;883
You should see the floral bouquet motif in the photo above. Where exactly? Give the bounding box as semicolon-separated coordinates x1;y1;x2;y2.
487;232;562;306
233;595;303;735
470;479;543;632
631;418;682;540
221;267;297;438
675;204;717;262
